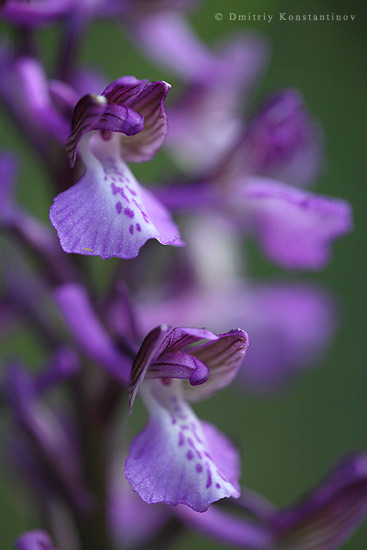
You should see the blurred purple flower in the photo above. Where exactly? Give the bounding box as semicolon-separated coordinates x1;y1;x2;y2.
244;89;323;187
136;279;337;392
15;530;58;550
54;283;132;384
0;0;197;27
132;11;268;173
125;325;248;511
50;77;183;259
177;453;367;549
108;457;169;548
0;51;70;142
0;153;77;284
4;363;91;512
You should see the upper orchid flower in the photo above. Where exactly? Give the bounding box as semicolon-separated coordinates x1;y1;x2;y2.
50;77;183;259
125;325;249;512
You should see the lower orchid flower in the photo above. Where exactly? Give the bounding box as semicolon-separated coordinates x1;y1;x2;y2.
176;453;367;549
125;325;249;512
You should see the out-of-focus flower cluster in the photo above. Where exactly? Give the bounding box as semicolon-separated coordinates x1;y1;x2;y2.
0;1;365;549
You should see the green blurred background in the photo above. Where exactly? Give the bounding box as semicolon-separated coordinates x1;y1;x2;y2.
1;0;366;547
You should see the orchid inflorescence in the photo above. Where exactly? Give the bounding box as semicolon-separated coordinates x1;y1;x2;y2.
0;1;365;550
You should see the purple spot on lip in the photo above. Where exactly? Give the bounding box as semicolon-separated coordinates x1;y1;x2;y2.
111;183;130;203
215;483;221;489
206;463;212;488
186;450;194;460
129;224;134;235
127;185;137;196
178;432;185;447
196;464;203;473
124;207;134;218
136;223;141;232
115;201;122;214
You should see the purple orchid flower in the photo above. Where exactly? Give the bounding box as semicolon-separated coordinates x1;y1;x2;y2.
136;279;337;392
125;325;249;512
208;90;351;270
4;363;91;512
54;283;132;384
0;50;70;143
49;77;183;259
244;89;323;187
0;0;196;27
15;530;58;550
158;90;352;271
0;0;75;26
0;153;78;284
177;453;367;549
131;10;269;173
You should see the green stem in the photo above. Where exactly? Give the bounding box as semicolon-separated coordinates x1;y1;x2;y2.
73;364;115;550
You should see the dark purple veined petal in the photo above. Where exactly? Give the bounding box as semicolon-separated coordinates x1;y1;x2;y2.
65;93;144;166
186;329;249;403
174;454;367;549
146;351;210;385
15;529;58;550
125;378;240;512
128;325;222;412
129;325;172;411
102;77;171;162
272;454;367;550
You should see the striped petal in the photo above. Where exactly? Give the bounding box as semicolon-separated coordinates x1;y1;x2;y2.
273;454;367;550
65;93;143;166
185;329;249;403
102;77;171;162
128;326;246;412
129;325;217;411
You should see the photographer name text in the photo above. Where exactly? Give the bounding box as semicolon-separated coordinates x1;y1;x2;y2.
216;12;357;23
